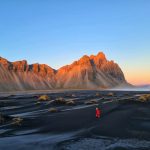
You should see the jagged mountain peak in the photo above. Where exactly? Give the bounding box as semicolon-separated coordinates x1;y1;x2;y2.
96;52;106;59
0;56;9;63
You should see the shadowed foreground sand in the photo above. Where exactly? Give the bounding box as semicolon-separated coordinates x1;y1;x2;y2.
0;90;150;150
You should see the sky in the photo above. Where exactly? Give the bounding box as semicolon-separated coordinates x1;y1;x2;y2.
0;0;150;85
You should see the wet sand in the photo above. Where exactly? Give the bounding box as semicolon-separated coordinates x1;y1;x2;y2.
0;90;150;150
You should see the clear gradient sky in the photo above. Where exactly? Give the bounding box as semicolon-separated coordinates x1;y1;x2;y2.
0;0;150;85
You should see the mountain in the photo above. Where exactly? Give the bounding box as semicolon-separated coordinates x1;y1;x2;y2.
139;84;150;88
0;57;56;91
56;52;126;89
0;52;128;91
135;84;150;90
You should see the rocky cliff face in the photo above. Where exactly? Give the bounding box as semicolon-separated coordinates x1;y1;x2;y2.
56;52;126;89
0;52;128;91
0;57;56;91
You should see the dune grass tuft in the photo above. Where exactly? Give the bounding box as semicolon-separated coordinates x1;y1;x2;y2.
49;108;58;113
95;92;100;97
38;95;50;101
55;97;66;104
138;94;150;102
108;92;114;96
66;100;75;105
85;99;98;105
12;117;23;126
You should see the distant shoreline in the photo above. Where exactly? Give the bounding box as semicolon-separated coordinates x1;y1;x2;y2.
0;88;149;96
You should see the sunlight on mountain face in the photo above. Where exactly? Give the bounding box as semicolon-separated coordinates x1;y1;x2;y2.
0;52;129;92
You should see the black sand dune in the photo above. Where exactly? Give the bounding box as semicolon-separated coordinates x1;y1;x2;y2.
0;90;150;150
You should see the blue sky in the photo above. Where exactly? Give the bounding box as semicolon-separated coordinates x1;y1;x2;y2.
0;0;150;85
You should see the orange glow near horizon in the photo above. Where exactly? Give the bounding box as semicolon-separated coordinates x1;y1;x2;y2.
124;69;150;85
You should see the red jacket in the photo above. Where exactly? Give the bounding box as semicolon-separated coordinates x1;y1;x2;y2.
96;108;101;118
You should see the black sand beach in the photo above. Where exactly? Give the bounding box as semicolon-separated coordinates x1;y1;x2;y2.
0;90;150;150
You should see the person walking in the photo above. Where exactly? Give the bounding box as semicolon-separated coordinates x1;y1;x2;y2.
96;107;101;118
